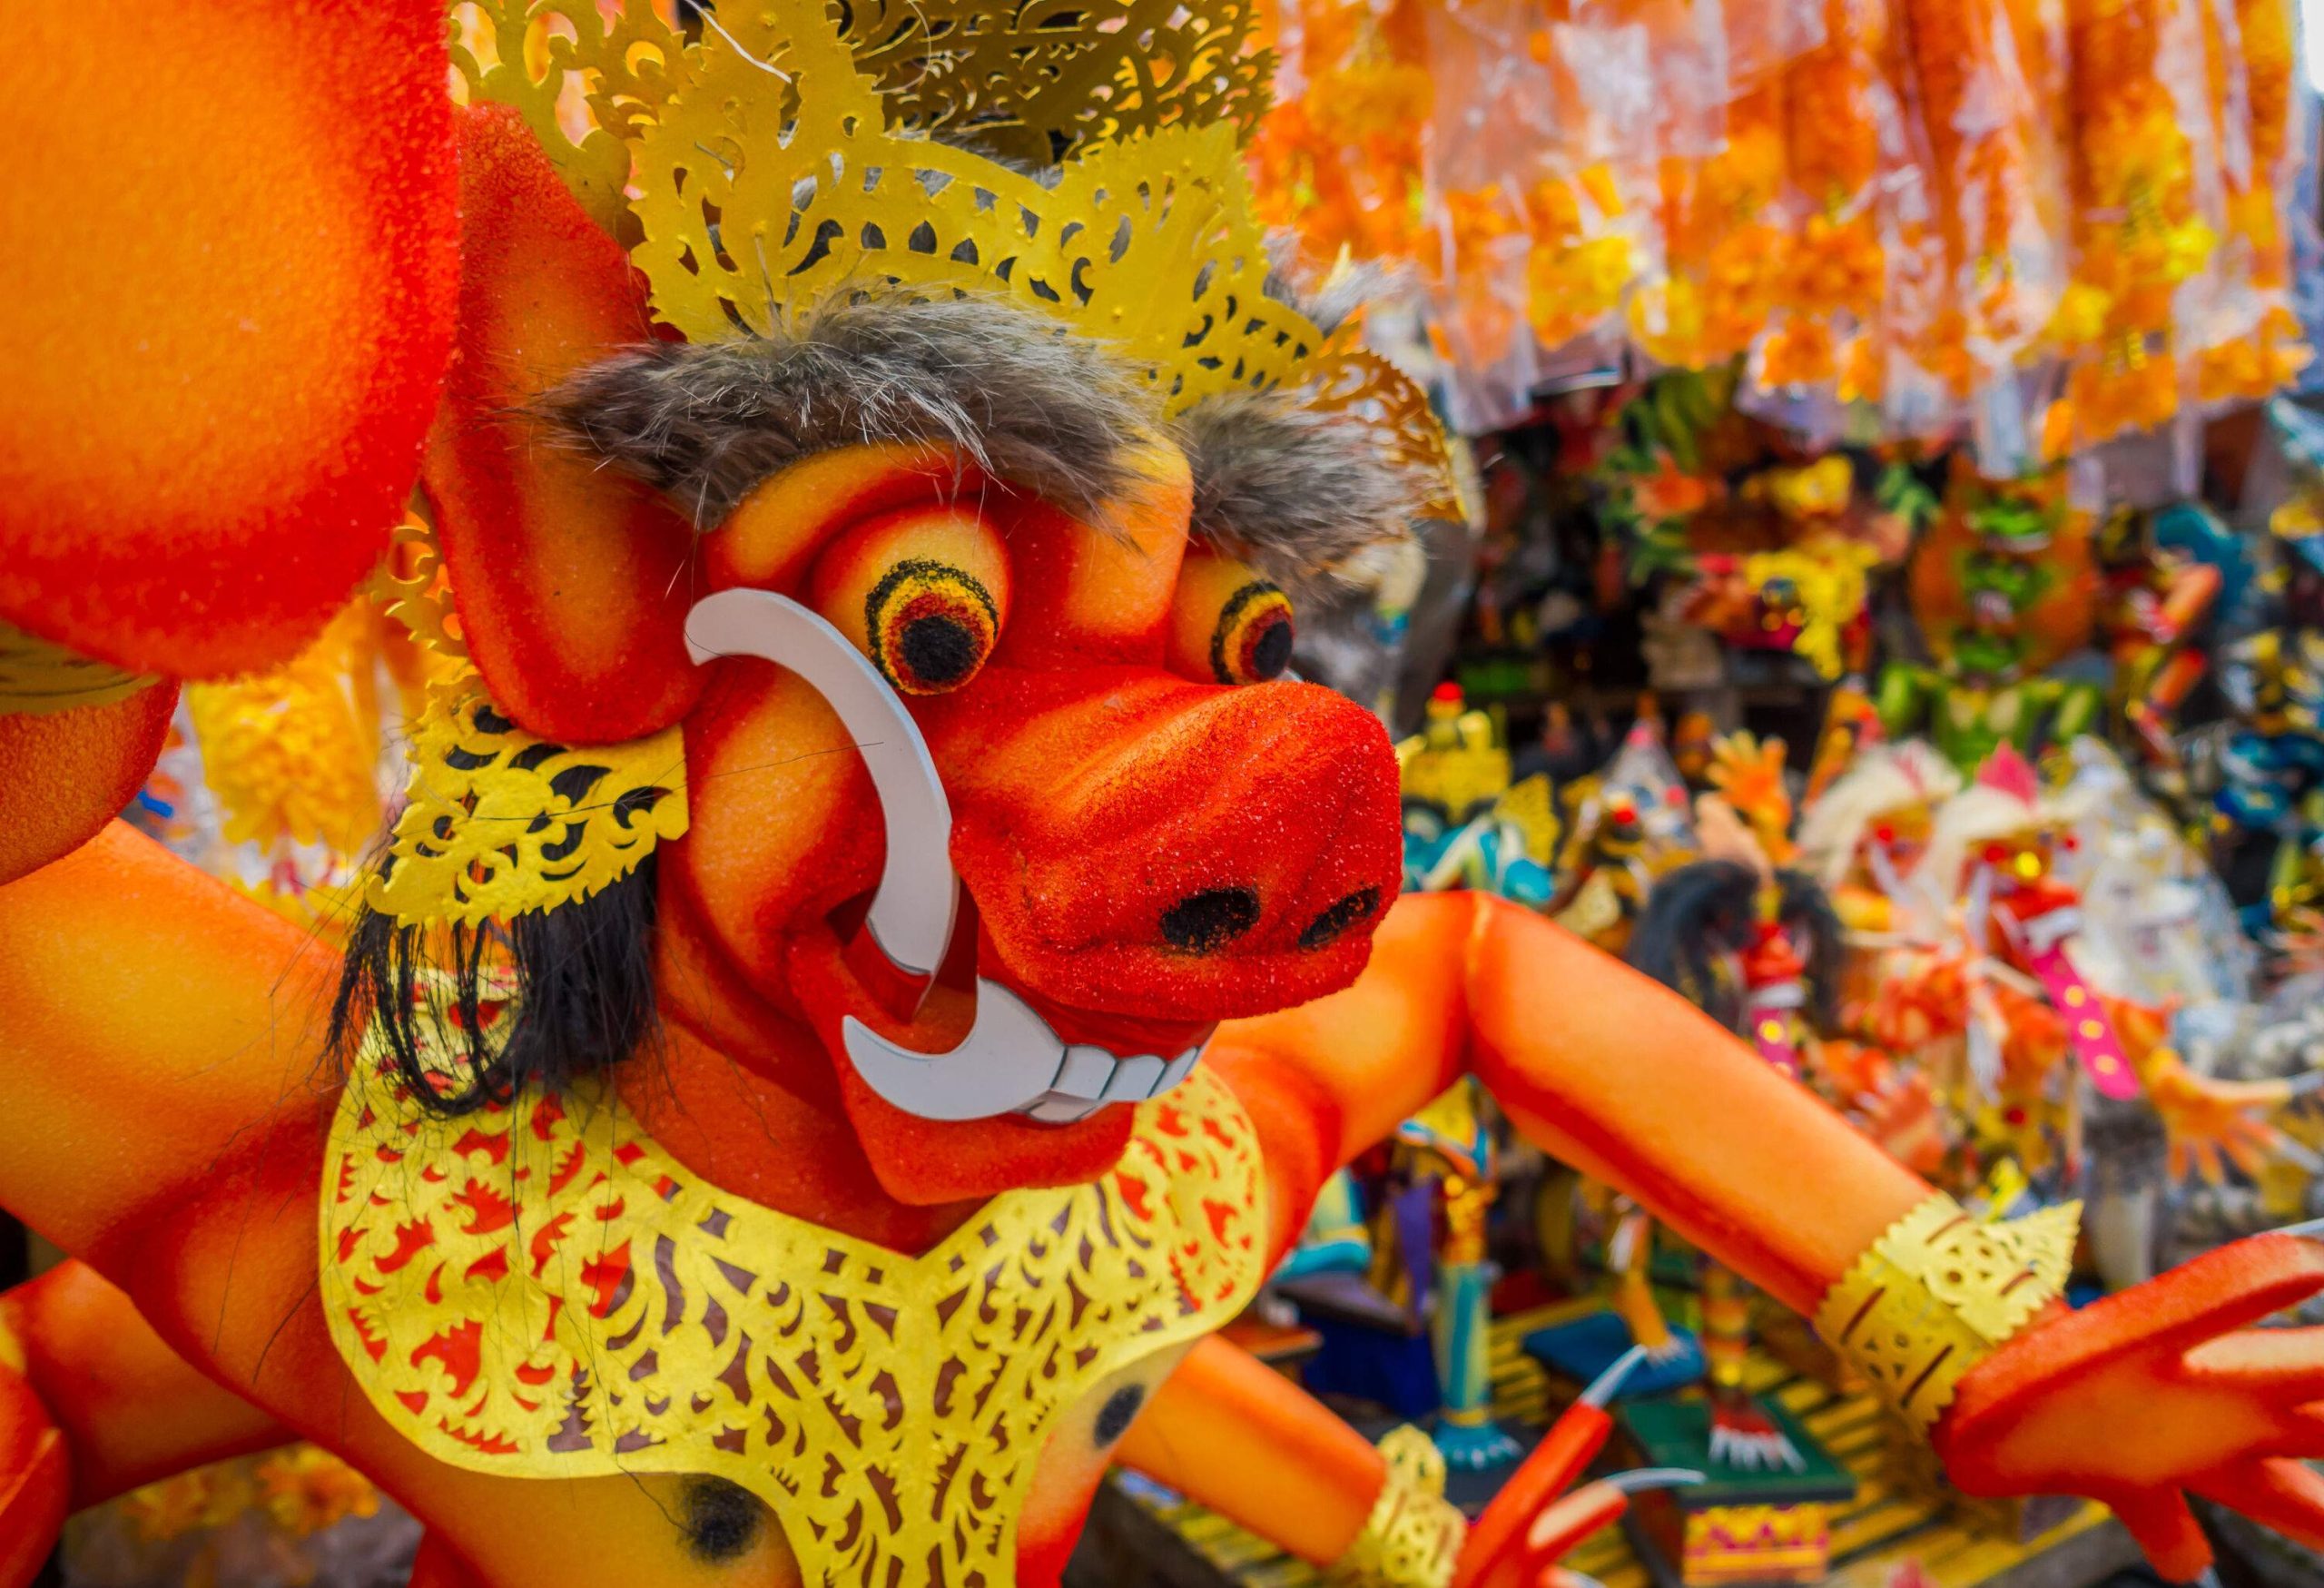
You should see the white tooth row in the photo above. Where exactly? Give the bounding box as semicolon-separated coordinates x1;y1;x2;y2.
1019;1044;1206;1123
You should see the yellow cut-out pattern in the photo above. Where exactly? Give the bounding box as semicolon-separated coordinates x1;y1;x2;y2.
0;620;153;716
627;3;1319;416
449;0;695;238
371;680;688;927
1299;333;1463;524
321;1031;1266;1588
837;0;1274;167
1816;1193;2078;1436
368;515;468;664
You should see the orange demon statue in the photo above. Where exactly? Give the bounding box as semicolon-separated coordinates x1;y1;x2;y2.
6;6;2324;1588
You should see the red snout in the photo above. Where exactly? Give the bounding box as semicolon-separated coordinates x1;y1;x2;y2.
919;668;1403;1021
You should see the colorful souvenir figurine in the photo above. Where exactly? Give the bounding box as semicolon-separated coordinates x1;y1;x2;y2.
2208;412;2324;933
1797;738;1964;936
11;7;2324;1588
1877;466;2103;773
1389;1080;1523;1472
1921;747;2142;1100
2095;503;2234;763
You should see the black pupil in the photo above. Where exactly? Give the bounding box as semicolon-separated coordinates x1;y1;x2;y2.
1248;613;1294;680
899;614;979;686
1095;1384;1146;1445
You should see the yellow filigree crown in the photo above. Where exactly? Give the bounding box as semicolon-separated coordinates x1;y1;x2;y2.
452;0;1451;463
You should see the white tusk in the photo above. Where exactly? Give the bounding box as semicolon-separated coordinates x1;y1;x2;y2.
684;588;959;979
842;978;1065;1120
687;588;1218;1125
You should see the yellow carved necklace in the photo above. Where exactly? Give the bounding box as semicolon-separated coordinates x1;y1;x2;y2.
320;1041;1266;1586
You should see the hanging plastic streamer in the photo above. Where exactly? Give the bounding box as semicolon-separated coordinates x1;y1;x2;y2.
1249;0;2315;448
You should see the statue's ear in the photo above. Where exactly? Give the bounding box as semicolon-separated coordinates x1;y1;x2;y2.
424;105;704;745
0;2;458;679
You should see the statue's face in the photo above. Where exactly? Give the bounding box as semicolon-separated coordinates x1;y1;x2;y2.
662;443;1403;1200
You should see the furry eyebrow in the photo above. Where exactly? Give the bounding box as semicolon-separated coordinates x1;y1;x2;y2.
536;290;1159;529
1173;388;1426;598
539;281;1429;595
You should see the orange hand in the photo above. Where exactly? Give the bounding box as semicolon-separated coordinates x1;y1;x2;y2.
1458;1350;1702;1588
1940;1232;2324;1579
1459;1399;1614;1587
2139;1050;2294;1185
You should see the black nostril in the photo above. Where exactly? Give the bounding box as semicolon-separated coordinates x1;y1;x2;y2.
1159;887;1262;954
1299;887;1381;951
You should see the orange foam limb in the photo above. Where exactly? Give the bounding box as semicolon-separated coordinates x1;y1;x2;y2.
1117;1334;1386;1566
1456;896;1930;1316
0;1262;285;1512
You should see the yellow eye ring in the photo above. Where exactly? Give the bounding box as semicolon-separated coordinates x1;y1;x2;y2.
1210;580;1295;685
865;559;1000;694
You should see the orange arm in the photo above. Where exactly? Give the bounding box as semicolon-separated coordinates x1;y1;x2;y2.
1460;894;1926;1315
0;1261;286;1506
1229;891;2324;1579
1221;891;1925;1316
1117;1335;1384;1565
0;823;339;1258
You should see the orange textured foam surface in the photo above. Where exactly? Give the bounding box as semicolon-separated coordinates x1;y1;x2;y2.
0;685;178;884
426;104;703;745
924;671;1403;1021
0;2;458;678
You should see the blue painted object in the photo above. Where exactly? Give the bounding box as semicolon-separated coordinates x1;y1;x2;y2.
1301;1317;1442;1420
1523;1309;1706;1398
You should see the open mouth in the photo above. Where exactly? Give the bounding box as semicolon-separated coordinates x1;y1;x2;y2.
690;587;1220;1127
845;967;1215;1124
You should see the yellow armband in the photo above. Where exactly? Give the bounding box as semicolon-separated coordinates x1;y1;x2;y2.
1328;1425;1465;1588
1815;1192;2080;1437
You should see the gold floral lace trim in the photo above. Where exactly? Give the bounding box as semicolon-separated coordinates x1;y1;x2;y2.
369;678;687;927
320;1043;1266;1585
1815;1192;2078;1436
1326;1425;1463;1588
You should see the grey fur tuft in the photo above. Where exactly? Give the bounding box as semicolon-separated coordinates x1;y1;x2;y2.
1176;387;1424;597
537;291;1159;528
1262;231;1400;333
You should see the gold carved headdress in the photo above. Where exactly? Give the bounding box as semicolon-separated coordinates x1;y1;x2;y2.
375;0;1454;930
449;0;1453;442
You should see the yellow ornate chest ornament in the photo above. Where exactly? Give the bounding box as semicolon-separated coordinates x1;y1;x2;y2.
320;1045;1266;1585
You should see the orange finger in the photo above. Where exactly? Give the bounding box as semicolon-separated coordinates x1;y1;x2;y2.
2185;1327;2324;1403
1458;1352;1636;1588
2197;1459;2324;1557
1522;1482;1630;1563
2110;1488;2211;1582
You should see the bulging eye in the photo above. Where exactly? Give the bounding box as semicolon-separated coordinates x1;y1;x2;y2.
1167;550;1296;686
866;559;1000;694
809;506;1010;694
